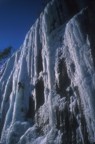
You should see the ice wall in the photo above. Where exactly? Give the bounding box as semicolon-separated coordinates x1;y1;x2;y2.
0;0;95;144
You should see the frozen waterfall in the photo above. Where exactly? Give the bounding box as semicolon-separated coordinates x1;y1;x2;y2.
0;0;95;144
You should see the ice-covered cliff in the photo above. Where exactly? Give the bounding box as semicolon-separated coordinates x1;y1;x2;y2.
0;0;95;143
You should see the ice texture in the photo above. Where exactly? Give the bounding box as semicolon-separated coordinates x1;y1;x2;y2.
0;0;95;144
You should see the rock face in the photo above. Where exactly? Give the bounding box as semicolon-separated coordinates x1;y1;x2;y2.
0;0;95;143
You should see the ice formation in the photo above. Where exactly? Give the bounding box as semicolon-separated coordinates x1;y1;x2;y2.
0;0;95;143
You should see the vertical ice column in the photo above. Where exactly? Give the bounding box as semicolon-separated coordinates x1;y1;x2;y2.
64;14;95;141
12;51;29;123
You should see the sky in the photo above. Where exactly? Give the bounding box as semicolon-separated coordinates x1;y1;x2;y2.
0;0;44;52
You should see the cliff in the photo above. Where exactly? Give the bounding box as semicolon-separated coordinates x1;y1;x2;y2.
0;0;95;143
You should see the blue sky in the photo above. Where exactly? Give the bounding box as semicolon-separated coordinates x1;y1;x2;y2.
0;0;43;52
